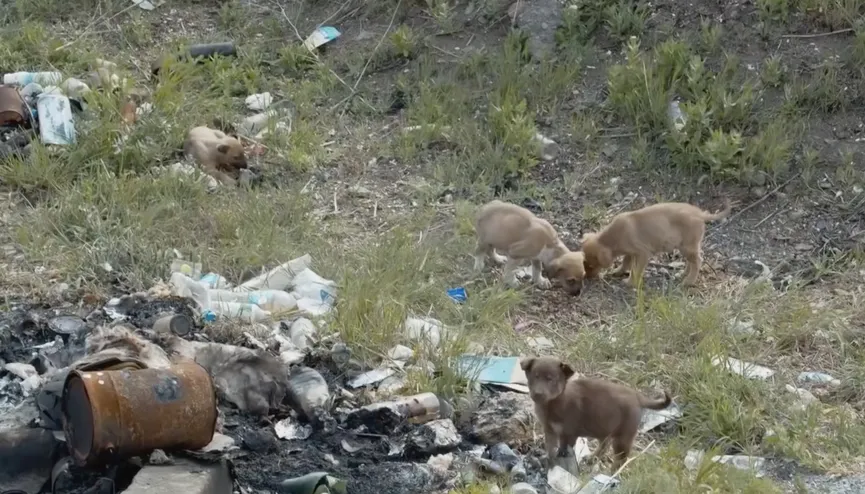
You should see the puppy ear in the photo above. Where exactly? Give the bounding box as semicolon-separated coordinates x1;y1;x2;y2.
560;362;575;379
217;144;230;154
520;357;535;372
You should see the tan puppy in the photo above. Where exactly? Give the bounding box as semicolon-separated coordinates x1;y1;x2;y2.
521;356;671;469
183;126;248;185
474;200;585;295
581;199;732;286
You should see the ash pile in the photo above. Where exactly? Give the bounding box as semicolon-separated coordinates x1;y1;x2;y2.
0;254;581;494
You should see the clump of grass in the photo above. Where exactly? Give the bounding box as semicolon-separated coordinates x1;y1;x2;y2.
607;37;794;182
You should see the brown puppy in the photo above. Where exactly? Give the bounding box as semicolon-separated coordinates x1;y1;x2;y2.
474;200;585;295
183;126;248;186
521;356;671;469
581;199;732;286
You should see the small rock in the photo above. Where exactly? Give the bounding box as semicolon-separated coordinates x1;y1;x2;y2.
534;133;559;161
387;344;414;363
728;319;756;336
408;419;461;454
470;392;535;445
712;356;775;380
797;371;841;387
750;186;767;199
785;384;819;409
526;336;554;351
241;428;278;453
348;184;372;198
511;482;539;494
285;367;331;423
426;453;454;476
489;486;502;494
378;374;407;394
472;457;506;475
511;461;527;482
487;443;520;470
148;449;173;465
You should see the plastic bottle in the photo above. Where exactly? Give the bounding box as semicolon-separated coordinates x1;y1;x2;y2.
198;272;231;289
170;259;202;279
237;254;312;292
207;289;297;312
169;272;211;309
202;302;271;323
3;71;63;86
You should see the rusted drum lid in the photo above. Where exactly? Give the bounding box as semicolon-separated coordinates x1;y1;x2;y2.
63;374;94;463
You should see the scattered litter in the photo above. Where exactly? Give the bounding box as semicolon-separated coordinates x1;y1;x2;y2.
573;437;593;462
47;315;87;336
341;438;365;453
684;450;766;477
526;336;554;352
330;342;351;366
511;483;539;494
445;287;467;304
668;100;686;131
785;384;819;409
4;362;38;380
289;317;318;350
285;366;331;423
347;368;396;389
639;402;683;433
797;371;841;387
245;92;273;111
456;355;528;393
408;419;461;454
279;472;347;494
404;316;449;348
274;417;313;440
426;453;454;476
727;319;756;336
549;467;619;494
239;254;311;291
132;0;162;10
152;314;192;336
533;132;560;161
378;374;408;394
470;392;535;444
36;92;76;145
547;466;580;493
712;356;775;380
199;272;231;289
3;71;63;86
387;344;414;364
344;392;440;432
304;26;341;51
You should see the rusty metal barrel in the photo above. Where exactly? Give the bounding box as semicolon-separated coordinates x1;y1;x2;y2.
61;361;217;467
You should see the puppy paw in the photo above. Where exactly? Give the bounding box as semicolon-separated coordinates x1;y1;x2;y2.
534;277;552;290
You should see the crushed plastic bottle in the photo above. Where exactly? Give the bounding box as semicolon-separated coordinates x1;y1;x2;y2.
208;289;297;313
238;254;312;292
202;302;271;323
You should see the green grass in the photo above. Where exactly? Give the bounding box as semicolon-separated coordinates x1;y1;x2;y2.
2;0;865;489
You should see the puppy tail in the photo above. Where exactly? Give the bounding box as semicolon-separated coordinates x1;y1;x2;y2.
638;390;672;410
699;197;732;223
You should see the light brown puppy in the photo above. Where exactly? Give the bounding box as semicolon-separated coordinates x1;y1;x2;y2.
521;356;671;469
474;200;585;295
183;126;248;186
581;199;732;286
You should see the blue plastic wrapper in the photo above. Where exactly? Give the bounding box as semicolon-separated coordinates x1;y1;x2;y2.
447;287;467;303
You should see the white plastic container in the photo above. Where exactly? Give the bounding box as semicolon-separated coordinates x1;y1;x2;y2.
3;71;63;86
292;268;337;302
208;289;297;312
237;254;312;291
169;272;211;309
198;272;231;289
36;93;76;145
203;301;271;323
170;259;202;280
